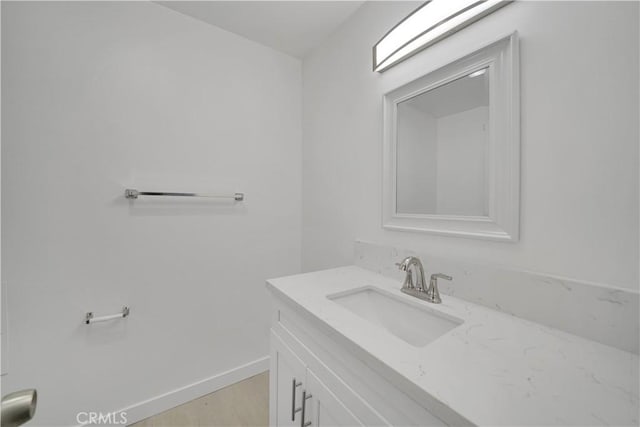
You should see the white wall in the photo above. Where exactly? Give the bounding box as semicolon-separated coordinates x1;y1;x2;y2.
302;1;639;291
2;2;301;425
396;104;437;214
436;106;488;216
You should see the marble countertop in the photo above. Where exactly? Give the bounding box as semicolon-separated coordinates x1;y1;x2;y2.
266;266;639;426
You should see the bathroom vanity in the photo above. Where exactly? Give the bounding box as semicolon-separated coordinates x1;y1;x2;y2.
267;266;639;426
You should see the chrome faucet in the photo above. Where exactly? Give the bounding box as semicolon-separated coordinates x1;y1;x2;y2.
396;256;452;304
396;256;426;292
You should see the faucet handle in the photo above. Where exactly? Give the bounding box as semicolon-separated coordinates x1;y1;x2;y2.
396;256;413;271
427;273;452;304
396;262;410;272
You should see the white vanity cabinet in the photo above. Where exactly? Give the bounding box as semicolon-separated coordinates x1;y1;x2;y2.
268;267;640;427
270;331;367;427
305;368;363;427
270;331;307;427
268;297;448;427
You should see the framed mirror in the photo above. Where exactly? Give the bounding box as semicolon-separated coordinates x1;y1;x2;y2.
383;33;520;241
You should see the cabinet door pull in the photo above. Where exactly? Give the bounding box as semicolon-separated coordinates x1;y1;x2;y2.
291;379;302;421
300;390;312;427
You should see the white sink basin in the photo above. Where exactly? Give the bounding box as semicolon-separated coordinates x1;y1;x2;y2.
327;286;462;347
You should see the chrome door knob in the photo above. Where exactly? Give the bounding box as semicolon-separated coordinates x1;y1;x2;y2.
1;389;37;427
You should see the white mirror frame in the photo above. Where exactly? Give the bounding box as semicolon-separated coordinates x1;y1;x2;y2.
383;32;520;242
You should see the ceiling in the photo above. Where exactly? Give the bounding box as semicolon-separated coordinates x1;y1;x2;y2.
157;1;366;58
403;70;490;118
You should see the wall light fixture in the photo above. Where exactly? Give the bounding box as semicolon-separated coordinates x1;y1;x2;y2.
373;0;512;72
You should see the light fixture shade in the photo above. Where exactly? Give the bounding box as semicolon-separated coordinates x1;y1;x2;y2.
373;0;512;72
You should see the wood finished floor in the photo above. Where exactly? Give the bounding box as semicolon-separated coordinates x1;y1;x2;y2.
130;371;269;427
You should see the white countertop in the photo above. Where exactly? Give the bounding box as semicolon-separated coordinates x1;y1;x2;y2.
266;266;639;426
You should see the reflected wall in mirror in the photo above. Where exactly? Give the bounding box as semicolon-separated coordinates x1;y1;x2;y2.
396;68;489;216
383;33;520;242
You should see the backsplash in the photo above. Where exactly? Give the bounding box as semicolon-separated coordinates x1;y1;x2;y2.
354;241;639;354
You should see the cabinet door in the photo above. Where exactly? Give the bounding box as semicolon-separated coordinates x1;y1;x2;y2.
303;369;364;427
270;330;308;427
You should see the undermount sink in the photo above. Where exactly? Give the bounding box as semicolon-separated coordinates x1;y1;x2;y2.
327;286;462;347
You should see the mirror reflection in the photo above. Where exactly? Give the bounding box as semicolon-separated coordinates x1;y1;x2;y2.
396;68;489;216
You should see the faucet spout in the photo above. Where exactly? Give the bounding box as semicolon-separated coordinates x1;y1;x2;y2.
396;256;426;291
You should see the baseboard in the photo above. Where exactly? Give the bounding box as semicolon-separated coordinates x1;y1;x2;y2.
78;356;270;426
